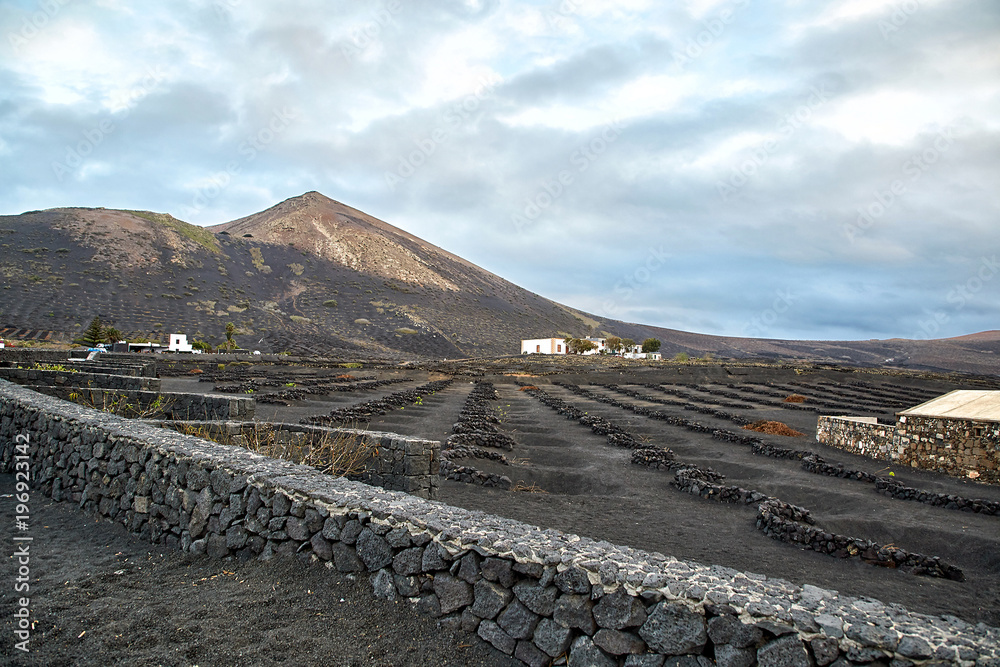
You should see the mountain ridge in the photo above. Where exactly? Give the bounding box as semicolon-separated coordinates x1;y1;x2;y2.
0;192;998;374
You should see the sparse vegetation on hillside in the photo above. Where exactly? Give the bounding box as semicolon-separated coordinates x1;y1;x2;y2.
125;210;222;255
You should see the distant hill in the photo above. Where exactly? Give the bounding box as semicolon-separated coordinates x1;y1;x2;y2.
0;192;997;374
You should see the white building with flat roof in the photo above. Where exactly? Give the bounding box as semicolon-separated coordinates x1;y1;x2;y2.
520;338;568;355
168;333;194;353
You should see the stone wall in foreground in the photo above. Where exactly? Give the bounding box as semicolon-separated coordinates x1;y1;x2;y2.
2;380;997;666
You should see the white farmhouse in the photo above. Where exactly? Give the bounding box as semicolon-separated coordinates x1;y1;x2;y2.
168;333;194;353
520;338;568;355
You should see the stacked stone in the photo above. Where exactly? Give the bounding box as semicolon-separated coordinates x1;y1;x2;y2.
635;383;755;412
672;468;769;506
801;455;881;483
894;415;1000;485
40;386;255;420
556;384;797;456
304;379;453;424
442;444;510;465
2;379;998;665
748;440;811;461
0;367;161;392
756;501;965;581
440;382;517;487
630;447;677;471
802;453;1000;517
874;478;1000;516
439;460;511;489
256;378;409;404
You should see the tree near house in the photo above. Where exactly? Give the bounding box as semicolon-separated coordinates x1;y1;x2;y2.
642;338;661;353
622;338;636;353
220;322;240;350
81;316;105;346
568;338;597;354
606;336;623;355
103;327;123;344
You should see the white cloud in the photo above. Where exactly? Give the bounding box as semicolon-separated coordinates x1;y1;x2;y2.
0;0;998;340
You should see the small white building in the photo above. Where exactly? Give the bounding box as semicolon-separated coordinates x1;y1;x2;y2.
582;337;606;355
168;333;194;353
521;338;568;355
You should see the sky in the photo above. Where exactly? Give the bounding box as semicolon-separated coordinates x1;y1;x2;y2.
1;0;998;342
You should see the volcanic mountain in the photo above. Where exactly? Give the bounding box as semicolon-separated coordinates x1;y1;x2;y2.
0;192;998;373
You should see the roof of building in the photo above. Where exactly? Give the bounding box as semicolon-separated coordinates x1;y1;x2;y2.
898;390;1000;422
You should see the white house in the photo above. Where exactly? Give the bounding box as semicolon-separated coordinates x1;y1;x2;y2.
168;333;194;353
520;338;568;355
583;337;606;355
624;351;662;360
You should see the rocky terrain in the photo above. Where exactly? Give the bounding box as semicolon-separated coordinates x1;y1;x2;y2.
1;192;998;372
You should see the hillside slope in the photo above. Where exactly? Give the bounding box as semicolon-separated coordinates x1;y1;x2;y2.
0;192;997;373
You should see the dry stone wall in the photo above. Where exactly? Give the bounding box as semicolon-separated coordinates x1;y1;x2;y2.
818;415;1000;484
2;380;999;666
894;415;1000;484
36;386;254;421
151;420;439;500
0;367;160;392
815;417;895;459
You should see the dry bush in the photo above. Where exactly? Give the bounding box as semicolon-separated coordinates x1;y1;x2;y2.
70;390;174;419
173;422;372;478
518;385;540;391
784;394;807;403
742;420;805;437
511;481;548;493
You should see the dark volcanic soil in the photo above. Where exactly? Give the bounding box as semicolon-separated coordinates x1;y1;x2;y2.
361;363;1000;627
5;356;1000;664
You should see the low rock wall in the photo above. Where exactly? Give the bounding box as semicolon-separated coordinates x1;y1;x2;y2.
0;349;75;363
0;368;160;392
150;420;438;500
1;380;998;666
30;387;255;421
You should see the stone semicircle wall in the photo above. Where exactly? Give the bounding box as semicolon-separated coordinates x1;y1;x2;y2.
1;379;997;666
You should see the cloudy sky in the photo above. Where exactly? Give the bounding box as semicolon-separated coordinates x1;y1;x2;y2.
2;0;998;341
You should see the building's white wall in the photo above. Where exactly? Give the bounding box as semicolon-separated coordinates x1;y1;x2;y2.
168;333;193;353
520;338;566;354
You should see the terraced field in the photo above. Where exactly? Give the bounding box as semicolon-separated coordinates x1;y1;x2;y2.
170;358;1000;627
